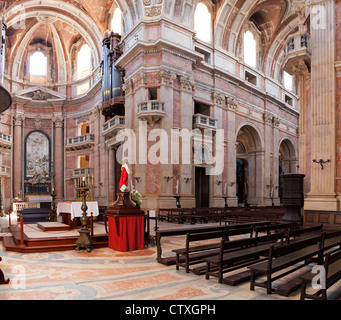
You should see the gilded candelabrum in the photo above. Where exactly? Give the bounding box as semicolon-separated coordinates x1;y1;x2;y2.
75;180;93;252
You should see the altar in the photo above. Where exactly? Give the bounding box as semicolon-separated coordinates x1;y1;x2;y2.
57;201;99;228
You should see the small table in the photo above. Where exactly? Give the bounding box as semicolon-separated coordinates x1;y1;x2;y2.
105;192;145;252
57;201;99;228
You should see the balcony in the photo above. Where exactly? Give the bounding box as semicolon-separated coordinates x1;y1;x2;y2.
0;132;12;150
66;133;95;151
103;116;125;139
72;167;92;177
193;114;218;130
282;33;311;75
137;101;166;126
0;165;9;177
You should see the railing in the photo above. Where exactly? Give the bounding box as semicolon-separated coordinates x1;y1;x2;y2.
66;133;95;151
73;167;92;177
67;133;95;146
285;33;310;56
103;116;125;135
193;114;218;130
24;183;51;196
137;101;165;114
136;101;166;126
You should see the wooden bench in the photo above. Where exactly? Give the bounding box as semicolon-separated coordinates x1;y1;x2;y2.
300;249;341;300
156;221;271;265
254;222;298;237
204;232;285;284
248;233;325;295
173;227;254;273
286;224;323;244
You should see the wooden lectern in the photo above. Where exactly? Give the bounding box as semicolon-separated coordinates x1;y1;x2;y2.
105;192;145;252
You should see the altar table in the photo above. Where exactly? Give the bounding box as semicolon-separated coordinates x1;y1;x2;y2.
57;201;99;219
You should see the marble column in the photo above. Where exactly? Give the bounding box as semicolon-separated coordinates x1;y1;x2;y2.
211;92;225;208
13;113;24;199
226;97;238;207
264;112;273;206
305;0;337;210
178;74;195;208
53;114;64;200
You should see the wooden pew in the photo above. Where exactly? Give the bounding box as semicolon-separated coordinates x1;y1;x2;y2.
204;232;285;284
248;233;325;295
300;250;341;300
156;221;271;265
173;227;254;273
286;224;323;244
254;222;298;237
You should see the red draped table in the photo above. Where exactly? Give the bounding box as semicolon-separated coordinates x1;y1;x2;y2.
105;192;145;252
108;215;144;251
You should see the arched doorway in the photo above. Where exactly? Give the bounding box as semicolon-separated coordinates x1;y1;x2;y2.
236;124;263;205
279;139;297;202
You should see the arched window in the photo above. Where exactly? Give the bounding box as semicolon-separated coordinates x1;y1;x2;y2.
111;7;123;35
194;3;212;43
244;31;257;68
283;71;293;91
77;44;91;80
30;51;47;76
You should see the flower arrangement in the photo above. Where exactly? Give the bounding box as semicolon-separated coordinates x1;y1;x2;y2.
131;189;142;207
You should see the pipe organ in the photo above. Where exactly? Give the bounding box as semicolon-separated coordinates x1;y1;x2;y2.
101;32;125;120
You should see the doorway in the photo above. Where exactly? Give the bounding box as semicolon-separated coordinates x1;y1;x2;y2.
195;167;210;208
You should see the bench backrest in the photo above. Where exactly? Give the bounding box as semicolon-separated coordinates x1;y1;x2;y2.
324;250;341;277
254;222;298;237
219;232;285;262
270;233;325;262
186;227;253;245
287;224;323;242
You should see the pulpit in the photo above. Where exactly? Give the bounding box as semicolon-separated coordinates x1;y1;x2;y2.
105;192;145;252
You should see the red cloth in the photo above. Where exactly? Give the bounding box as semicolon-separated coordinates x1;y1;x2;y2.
108;216;144;252
119;165;129;191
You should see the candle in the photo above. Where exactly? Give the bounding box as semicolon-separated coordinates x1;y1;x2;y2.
224;183;227;195
131;180;134;191
176;180;179;194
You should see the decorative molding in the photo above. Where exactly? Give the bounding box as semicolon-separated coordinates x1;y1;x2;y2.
226;96;237;111
179;75;195;93
273;116;280;128
159;69;176;88
52;116;64;128
213;91;225;107
14;114;25;126
263;112;273;125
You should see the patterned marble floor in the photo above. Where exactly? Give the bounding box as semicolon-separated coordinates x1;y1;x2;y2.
0;217;340;301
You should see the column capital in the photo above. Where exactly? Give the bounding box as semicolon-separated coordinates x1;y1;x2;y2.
226;96;237;111
179;75;195;93
52;115;64;128
14;113;25;126
159;69;176;88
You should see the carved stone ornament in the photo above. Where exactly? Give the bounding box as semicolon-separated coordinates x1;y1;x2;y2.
263;112;273;124
213;91;225;107
226;96;237;110
159;69;176;87
179;75;195;93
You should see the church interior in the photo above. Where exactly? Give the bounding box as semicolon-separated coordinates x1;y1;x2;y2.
0;0;341;302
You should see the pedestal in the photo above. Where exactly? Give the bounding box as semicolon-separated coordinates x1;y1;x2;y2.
281;174;305;225
105;192;145;252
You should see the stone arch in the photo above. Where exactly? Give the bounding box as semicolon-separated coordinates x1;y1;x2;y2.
279;137;297;174
4;0;102;81
235;123;264;205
